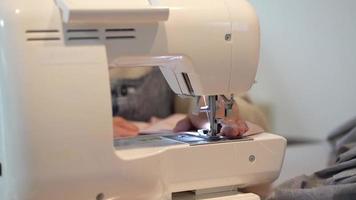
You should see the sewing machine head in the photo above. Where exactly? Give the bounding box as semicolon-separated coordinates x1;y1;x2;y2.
55;0;259;137
0;0;285;199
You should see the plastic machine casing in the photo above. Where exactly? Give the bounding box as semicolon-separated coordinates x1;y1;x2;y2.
0;0;286;199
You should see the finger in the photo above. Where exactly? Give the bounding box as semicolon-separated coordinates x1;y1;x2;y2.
236;120;249;133
220;119;249;139
113;117;139;132
173;117;194;132
113;127;139;138
220;123;241;139
114;116;126;123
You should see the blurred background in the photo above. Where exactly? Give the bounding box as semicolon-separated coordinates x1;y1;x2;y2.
249;0;356;140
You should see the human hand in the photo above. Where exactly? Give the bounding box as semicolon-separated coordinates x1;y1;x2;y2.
173;115;248;138
113;117;139;138
173;97;249;138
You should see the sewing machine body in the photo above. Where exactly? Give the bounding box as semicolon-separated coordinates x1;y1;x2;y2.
0;0;286;199
114;133;286;198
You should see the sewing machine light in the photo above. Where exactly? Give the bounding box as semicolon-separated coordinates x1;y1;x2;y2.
15;9;21;14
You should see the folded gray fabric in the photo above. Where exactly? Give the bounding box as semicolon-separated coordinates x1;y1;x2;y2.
328;117;356;152
269;183;356;200
334;127;356;154
316;159;356;178
328;117;356;142
336;144;356;163
325;168;356;185
111;68;175;121
267;116;356;200
338;175;356;184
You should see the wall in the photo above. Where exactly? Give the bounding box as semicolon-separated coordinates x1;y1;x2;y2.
249;0;356;140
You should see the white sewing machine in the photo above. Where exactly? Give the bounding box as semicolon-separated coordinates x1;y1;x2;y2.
0;0;286;199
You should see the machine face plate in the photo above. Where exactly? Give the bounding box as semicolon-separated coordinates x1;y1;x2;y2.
114;134;184;150
114;133;253;150
164;134;253;146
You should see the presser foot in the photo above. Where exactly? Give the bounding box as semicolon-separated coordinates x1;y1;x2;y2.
197;128;222;141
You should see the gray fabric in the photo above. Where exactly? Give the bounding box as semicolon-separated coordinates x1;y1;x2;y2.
111;68;175;122
315;159;356;178
325;168;356;184
328;117;356;142
267;116;356;200
338;175;356;184
337;145;356;163
328;117;356;153
334;127;356;154
269;183;356;200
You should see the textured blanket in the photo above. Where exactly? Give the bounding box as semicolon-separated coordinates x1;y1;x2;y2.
267;116;356;200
